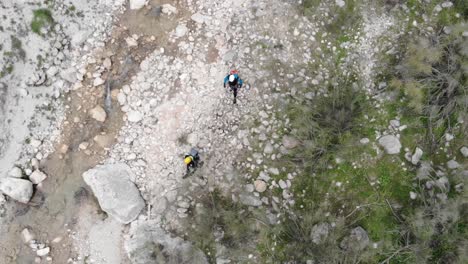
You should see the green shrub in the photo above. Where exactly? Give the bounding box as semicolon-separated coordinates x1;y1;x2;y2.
184;189;260;263
31;9;54;35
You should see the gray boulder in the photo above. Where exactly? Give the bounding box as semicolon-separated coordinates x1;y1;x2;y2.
310;223;330;244
0;178;33;203
447;160;460;170
125;220;208;264
238;194;262;207
460;146;468;158
340;226;369;251
378;135;401;154
282;135;299;149
82;163;145;224
411;147;423;165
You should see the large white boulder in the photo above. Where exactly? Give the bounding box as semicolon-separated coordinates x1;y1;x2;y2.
82;163;145;224
378;135;401;154
125;220;208;264
0;178;33;203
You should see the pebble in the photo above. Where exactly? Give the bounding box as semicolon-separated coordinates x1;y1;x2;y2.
127;111;143;123
89;105;107;122
360;138;370;144
460;146;468;158
36;247;50;257
21;228;34;243
29;170;48;184
278;180;288;189
254;180;267;193
93;77;105;87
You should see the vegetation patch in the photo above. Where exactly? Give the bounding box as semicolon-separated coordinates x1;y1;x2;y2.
31;9;54;35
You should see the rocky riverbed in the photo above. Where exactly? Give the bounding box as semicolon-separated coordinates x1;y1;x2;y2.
1;0;467;263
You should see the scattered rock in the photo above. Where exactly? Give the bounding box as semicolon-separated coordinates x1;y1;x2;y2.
36;247;50;257
282;135;299;149
125;220;208;264
264;142;273;154
360;138;370;144
58;144;69;154
447;160;459;170
258;171;270;182
254;180;267;193
178;201;190;209
126;37;138;47
269;167;280;175
117;92;126;105
175;24;188;38
161;4;177;15
30;138;42;148
93;77;105;87
29;170;47;184
31;158;40;170
191;13;206;24
245;184;254;192
378;135;401;154
441;1;453;8
187;133;199;145
129;0;147;10
71;30;91;47
411;147;423;165
79;142;90;150
238;194;262;207
51;236;63;244
8;167;23;178
445;133;454;142
311;223;330;244
335;0;346;7
389;119;400;128
410;191;417;200
460;146;468;158
89;105;107;122
340;226;369;251
21;228;34;244
278;179;288;189
127;111;143;123
0;178;33;203
82;163;145;224
94;134;114;148
126;153;137;160
103;58;112;69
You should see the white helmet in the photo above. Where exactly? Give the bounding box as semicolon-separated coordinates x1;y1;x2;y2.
229;75;235;82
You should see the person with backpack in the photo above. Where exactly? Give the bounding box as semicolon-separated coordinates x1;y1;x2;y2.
184;148;200;176
223;70;243;104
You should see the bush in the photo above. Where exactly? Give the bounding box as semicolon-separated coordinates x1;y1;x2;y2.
184;189;261;263
31;9;54;35
287;75;367;172
396;26;468;150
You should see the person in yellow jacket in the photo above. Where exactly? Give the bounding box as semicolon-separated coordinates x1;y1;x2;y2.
184;148;200;174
